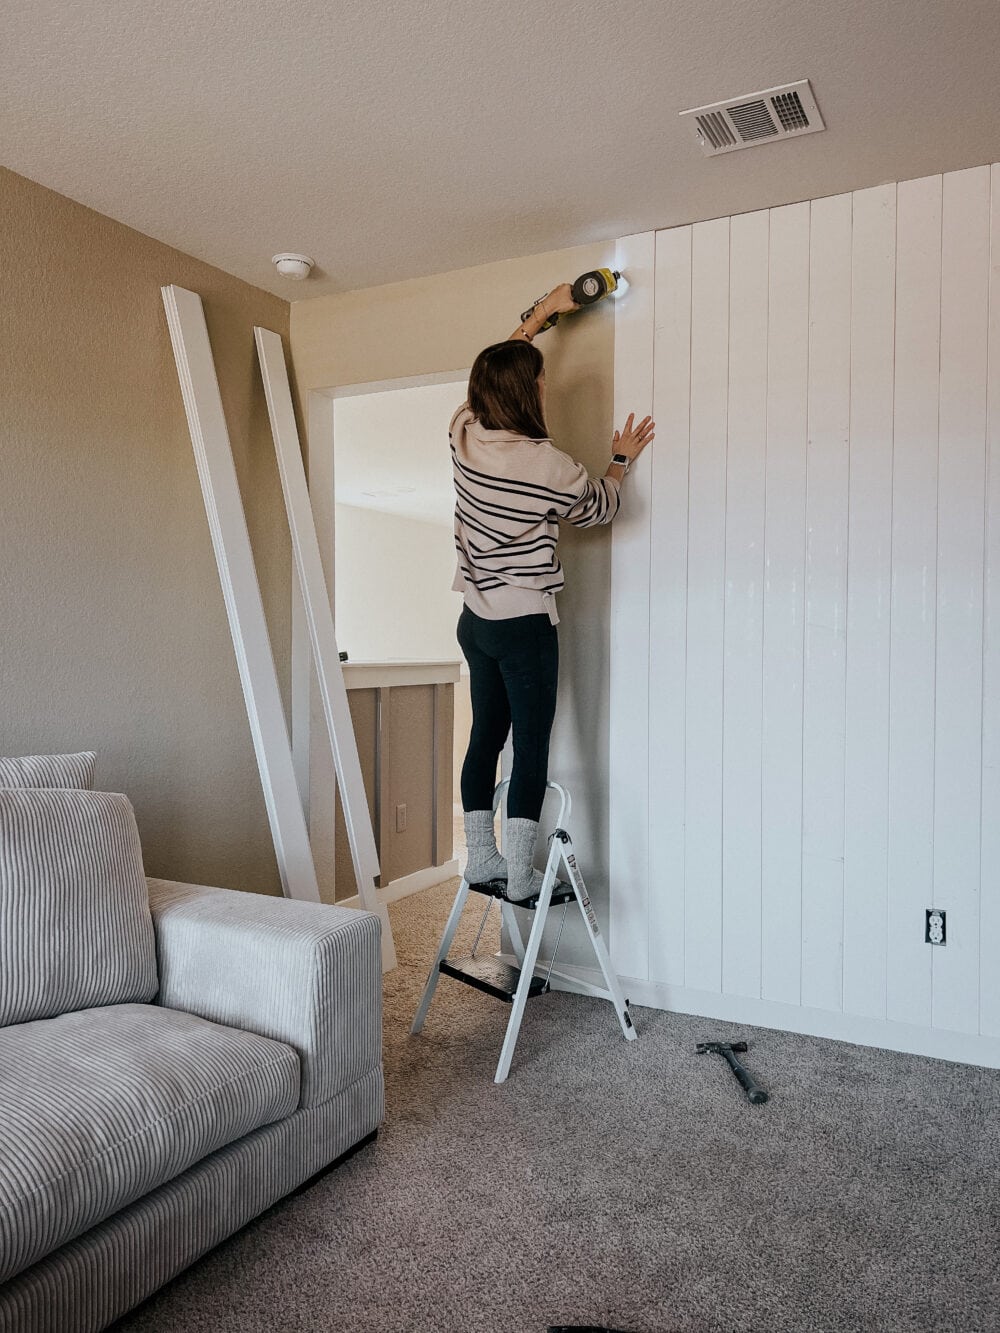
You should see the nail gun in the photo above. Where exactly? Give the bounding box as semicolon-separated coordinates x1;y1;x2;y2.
520;267;623;332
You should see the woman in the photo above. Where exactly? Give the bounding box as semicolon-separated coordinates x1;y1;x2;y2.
452;281;655;901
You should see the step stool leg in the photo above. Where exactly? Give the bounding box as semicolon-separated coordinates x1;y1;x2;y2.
411;878;471;1034
493;836;563;1084
560;839;637;1043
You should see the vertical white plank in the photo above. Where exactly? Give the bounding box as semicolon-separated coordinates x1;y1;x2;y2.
932;166;990;1033
761;202;810;1005
982;163;1000;1038
887;174;941;1027
684;216;729;994
610;232;656;980
844;183;896;1018
721;209;768;999
160;285;321;904
648;225;692;986
801;193;852;1012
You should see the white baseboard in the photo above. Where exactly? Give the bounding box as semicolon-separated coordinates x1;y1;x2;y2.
507;955;1000;1069
338;860;460;911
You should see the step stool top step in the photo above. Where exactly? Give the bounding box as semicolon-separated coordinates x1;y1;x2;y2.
467;878;575;909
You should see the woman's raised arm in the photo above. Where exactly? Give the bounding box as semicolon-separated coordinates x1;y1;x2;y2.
508;281;580;342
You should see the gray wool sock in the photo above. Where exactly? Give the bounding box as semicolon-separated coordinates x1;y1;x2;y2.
502;817;548;902
463;810;507;885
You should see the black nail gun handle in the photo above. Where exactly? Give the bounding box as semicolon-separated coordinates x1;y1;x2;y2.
521;293;560;331
722;1047;769;1104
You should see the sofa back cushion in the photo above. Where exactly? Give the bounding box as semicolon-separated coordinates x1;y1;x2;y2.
0;789;157;1026
0;752;96;790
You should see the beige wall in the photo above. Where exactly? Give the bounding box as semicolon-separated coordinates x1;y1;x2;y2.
291;243;617;920
1;168;292;895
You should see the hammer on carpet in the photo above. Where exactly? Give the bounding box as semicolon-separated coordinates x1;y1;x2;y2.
696;1040;769;1104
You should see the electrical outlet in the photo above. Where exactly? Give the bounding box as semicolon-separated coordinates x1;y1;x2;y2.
395;804;407;833
925;909;946;946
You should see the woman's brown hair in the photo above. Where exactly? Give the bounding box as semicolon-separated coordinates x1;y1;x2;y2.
467;341;548;440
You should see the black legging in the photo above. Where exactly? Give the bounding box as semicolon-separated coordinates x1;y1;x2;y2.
457;607;558;821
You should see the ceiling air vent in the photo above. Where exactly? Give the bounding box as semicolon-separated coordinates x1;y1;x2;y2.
680;80;825;157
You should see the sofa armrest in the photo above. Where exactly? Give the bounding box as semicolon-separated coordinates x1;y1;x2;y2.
147;878;381;1109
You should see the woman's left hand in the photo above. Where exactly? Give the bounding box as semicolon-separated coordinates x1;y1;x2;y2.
613;413;656;463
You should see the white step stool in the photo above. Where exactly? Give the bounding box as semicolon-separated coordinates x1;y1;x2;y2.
410;781;637;1083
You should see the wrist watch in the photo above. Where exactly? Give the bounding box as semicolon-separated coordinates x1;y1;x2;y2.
611;453;630;474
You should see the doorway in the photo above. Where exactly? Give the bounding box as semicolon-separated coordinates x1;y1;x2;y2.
325;372;473;887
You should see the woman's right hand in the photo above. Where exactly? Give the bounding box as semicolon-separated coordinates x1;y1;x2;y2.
544;282;581;316
613;413;656;462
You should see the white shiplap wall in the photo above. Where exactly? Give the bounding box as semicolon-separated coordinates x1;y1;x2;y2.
607;163;1000;1067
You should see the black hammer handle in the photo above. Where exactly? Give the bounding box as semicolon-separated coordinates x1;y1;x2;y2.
722;1047;769;1104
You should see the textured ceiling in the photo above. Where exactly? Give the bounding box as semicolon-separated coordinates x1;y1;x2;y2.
4;0;1000;298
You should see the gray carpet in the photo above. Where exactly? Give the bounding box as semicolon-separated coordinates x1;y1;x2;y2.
117;879;1000;1333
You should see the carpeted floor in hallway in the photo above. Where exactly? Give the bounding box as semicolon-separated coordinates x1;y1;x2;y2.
117;879;1000;1333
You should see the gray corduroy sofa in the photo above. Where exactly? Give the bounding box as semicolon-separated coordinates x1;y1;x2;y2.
0;753;384;1333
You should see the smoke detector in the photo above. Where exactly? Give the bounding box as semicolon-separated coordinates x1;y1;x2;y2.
272;252;315;280
680;80;825;156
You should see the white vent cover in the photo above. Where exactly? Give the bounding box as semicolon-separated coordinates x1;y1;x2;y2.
680;80;825;156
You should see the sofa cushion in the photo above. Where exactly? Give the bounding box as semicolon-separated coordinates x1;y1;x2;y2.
0;1003;300;1284
0;789;158;1026
0;752;96;790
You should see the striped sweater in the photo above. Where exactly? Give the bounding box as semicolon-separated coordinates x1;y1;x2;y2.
450;404;621;622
